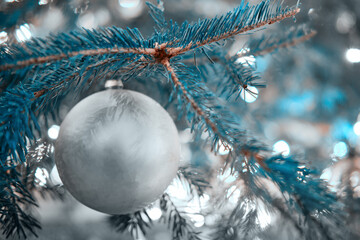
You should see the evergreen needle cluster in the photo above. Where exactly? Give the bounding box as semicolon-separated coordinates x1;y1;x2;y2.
0;0;346;239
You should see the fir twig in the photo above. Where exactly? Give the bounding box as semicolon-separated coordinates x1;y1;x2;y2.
178;166;210;197
0;0;321;238
109;210;152;239
0;0;300;74
0;47;153;72
165;1;300;56
160;193;201;240
0;167;40;239
163;60;219;134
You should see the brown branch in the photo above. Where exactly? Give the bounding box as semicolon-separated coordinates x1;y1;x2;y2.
162;59;268;170
1;8;300;72
0;47;155;72
238;30;317;58
162;59;219;134
167;8;300;57
2;6;300;171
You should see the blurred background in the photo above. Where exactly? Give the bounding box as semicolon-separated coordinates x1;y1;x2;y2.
1;0;360;239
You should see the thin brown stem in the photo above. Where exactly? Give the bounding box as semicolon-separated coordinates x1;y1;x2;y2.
3;5;300;171
162;59;219;134
1;8;300;72
162;59;267;169
0;47;155;72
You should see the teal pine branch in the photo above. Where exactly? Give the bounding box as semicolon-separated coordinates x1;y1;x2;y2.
0;166;40;238
0;0;327;238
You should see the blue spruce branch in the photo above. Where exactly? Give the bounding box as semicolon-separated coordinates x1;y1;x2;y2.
164;58;346;239
0;166;40;238
0;0;325;238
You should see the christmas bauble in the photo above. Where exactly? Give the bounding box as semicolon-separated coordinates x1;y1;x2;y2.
55;89;180;214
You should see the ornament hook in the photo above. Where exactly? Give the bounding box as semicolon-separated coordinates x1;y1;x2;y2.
104;79;124;89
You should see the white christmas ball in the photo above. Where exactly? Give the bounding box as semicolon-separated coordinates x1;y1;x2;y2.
55;89;180;214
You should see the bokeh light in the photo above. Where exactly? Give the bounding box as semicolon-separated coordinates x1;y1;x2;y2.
218;140;233;155
353;121;360;136
320;168;332;182
333;141;348;158
35;168;49;187
218;168;238;184
15;24;32;42
273;140;290;156
118;0;144;19
166;178;188;200
48;125;60;140
38;0;49;5
192;214;205;228
320;166;344;192
350;172;360;188
257;201;272;229
336;11;355;34
236;48;256;68
0;31;8;44
240;86;259;103
50;165;63;185
77;9;111;28
118;0;141;8
346;48;360;63
147;206;162;221
227;185;241;204
77;12;97;28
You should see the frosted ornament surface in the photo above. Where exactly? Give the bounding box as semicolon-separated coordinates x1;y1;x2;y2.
55;89;180;214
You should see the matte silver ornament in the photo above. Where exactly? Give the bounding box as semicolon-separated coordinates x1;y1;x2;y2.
55;89;180;214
